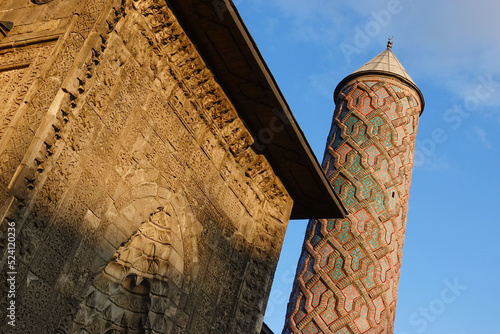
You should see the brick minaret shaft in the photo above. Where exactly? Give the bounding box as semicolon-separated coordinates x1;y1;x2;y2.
283;43;424;334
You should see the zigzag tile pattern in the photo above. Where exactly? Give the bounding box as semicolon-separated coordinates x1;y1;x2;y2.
284;75;422;334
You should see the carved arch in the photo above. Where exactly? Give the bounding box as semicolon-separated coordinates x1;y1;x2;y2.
71;203;194;333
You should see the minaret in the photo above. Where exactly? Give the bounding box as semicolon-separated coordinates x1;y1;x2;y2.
283;41;424;334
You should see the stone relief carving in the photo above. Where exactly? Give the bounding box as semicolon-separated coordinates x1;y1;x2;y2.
71;206;189;333
0;0;292;332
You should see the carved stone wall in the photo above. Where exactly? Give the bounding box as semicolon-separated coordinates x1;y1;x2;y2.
0;0;293;333
283;76;422;334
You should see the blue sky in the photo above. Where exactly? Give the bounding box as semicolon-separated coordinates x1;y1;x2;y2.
235;1;500;333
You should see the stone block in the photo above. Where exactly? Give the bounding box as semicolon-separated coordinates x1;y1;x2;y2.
95;236;117;264
83;209;101;230
113;212;138;239
103;221;127;249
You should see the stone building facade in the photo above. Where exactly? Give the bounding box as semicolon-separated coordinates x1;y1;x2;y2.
0;0;345;333
283;45;424;333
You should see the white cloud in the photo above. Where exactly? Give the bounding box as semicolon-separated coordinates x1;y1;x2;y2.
473;126;492;149
386;1;500;106
272;1;500;108
238;0;500;113
414;152;451;172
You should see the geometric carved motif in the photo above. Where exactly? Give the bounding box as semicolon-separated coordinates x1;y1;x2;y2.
0;42;55;186
71;209;185;333
342;284;360;312
354;304;370;332
284;75;422;333
320;297;338;325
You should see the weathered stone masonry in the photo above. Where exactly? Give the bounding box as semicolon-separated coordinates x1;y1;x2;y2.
0;0;301;332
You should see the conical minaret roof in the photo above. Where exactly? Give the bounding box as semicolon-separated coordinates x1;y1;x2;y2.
352;48;415;84
334;41;424;112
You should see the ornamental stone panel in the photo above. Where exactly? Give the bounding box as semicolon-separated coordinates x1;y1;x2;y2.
0;0;293;332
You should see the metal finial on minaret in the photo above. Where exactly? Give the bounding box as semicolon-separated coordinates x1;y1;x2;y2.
387;36;394;49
